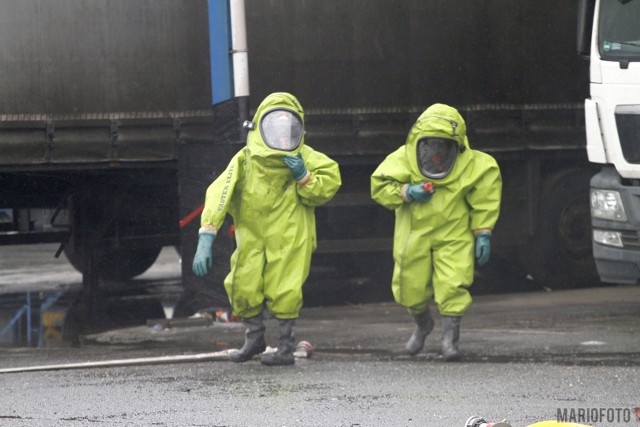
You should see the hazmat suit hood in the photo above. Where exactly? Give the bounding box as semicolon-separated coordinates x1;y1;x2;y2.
405;103;471;185
246;92;306;159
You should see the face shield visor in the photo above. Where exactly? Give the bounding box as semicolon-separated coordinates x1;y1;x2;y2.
417;137;459;179
259;109;304;151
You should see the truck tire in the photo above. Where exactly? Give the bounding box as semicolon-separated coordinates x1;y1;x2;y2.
527;169;599;289
64;244;162;280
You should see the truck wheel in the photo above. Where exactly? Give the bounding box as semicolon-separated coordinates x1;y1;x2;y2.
64;244;162;280
528;169;599;289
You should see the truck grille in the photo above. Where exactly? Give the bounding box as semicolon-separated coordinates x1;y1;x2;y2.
621;230;640;249
616;109;640;163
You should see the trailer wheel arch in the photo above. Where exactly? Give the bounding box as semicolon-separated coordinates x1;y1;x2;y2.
64;243;163;280
526;167;599;289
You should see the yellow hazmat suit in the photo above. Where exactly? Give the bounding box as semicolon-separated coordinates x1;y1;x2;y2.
371;103;502;317
199;93;341;319
528;423;592;427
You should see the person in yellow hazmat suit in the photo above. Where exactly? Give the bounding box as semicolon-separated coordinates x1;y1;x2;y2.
371;103;502;361
465;415;593;427
192;92;341;366
528;423;592;427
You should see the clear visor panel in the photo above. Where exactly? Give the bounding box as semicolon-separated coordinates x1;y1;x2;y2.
260;110;303;151
417;138;458;178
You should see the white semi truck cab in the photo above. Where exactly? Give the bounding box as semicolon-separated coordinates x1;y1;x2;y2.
579;0;640;283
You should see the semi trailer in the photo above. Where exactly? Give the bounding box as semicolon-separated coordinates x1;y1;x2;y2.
0;0;600;332
0;0;235;332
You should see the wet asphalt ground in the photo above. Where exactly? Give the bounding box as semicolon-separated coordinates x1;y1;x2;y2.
0;245;639;426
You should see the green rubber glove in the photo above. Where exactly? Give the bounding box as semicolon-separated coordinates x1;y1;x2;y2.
192;232;216;276
475;231;492;266
406;183;434;202
283;152;308;181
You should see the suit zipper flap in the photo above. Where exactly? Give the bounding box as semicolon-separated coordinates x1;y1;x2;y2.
419;115;458;137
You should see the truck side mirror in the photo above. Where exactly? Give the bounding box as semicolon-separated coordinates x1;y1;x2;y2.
577;0;596;59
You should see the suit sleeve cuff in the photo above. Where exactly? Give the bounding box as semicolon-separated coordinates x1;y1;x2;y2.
199;225;218;235
296;170;312;186
401;184;411;203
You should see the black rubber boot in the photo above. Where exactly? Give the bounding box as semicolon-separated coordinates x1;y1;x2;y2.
229;314;266;363
405;310;435;355
441;316;461;361
261;319;296;366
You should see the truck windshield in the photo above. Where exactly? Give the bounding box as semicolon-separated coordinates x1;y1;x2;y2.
598;0;640;61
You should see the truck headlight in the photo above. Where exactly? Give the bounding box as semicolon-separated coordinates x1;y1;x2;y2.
593;229;623;248
590;189;627;221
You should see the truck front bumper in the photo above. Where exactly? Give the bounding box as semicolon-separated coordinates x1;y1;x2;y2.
592;242;640;284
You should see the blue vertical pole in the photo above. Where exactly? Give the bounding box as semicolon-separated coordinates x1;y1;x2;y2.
209;0;234;104
26;292;32;346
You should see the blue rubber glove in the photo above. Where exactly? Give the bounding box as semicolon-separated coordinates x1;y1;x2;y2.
283;152;308;181
475;231;492;266
405;183;434;202
192;232;216;277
